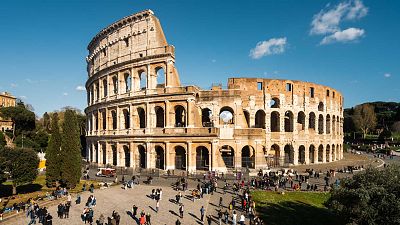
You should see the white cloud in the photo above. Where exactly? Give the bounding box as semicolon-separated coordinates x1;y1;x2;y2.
320;27;365;44
384;73;391;78
249;37;287;59
310;0;368;35
76;85;86;91
63;92;68;96
19;95;27;99
10;83;18;88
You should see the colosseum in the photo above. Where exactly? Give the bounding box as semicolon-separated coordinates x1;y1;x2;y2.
85;10;344;172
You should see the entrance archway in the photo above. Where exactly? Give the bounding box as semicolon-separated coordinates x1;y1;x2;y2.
123;145;130;167
112;145;117;166
220;145;234;168
318;145;323;162
284;145;294;164
138;145;146;169
298;145;305;164
268;144;280;167
309;145;315;163
155;146;165;170
241;145;255;168
175;146;186;170
196;146;209;170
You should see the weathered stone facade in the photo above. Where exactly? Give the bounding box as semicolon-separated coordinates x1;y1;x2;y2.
85;10;344;172
0;92;16;132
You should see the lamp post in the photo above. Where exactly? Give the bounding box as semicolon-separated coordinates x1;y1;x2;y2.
21;134;24;149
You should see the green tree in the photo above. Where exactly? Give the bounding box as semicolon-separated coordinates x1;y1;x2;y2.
0;146;39;195
0;104;35;139
352;104;377;138
45;113;62;187
43;112;51;132
0;132;6;147
60;109;81;188
326;165;400;225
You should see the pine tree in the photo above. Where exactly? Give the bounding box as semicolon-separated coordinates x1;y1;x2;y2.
45;113;62;187
60;109;82;188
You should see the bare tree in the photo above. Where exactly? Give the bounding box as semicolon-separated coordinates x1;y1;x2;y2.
352;104;377;138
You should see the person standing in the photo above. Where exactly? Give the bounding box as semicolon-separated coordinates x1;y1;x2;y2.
146;213;151;225
207;215;212;225
239;214;245;225
200;206;205;221
132;205;138;217
156;200;159;213
179;204;184;218
232;211;237;225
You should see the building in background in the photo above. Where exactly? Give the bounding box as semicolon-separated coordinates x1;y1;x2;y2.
0;92;16;132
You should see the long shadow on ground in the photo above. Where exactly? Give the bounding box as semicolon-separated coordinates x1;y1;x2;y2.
256;201;345;225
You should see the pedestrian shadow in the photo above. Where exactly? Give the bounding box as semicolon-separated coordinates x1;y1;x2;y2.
149;206;157;212
169;210;179;217
126;211;139;225
188;212;200;221
169;198;179;204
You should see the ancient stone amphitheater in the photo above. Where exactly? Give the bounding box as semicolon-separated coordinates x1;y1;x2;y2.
85;10;344;172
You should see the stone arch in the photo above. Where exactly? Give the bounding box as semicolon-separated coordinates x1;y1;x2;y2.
175;146;186;170
219;106;234;124
309;112;316;130
201;108;212;127
318;145;324;162
298;145;306;164
269;144;280;167
155;106;165;128
318;114;324;134
111;110;117;130
138;145;146;168
270;97;280;108
102;144;106;164
124;73;131;93
270;111;280;132
123;145;130;167
102;79;108;97
326;114;331;134
155;67;165;88
284;111;294;132
326;144;331;162
318;102;324;111
139;70;147;90
155;145;165;170
332;116;336;135
196;146;209;170
112;76;118;94
220;145;234;168
297;111;306;131
112;145;117;166
102;111;106;130
255;110;266;128
243;110;250;128
137;107;146;128
241;145;255;169
309;145;315;163
284;144;294;164
332;144;336;161
95;82;100;100
122;109;130;129
174;105;186;127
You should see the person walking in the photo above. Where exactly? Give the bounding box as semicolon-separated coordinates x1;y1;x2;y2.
239;214;245;225
27;209;36;225
232;210;237;225
156;200;159;213
179;204;184;218
132;205;138;217
200;206;205;221
98;214;105;225
176;219;181;225
207;215;212;225
146;213;151;225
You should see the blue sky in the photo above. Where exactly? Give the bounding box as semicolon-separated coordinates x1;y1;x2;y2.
0;0;399;116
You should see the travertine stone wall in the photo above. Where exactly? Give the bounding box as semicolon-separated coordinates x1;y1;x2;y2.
85;10;344;172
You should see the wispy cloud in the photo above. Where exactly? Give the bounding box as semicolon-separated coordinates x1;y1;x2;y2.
19;95;27;99
76;85;86;91
249;37;287;59
384;73;391;78
63;92;68;96
320;27;365;44
310;0;368;44
10;83;18;88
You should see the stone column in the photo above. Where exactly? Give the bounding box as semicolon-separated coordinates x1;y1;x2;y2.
211;141;218;171
145;102;151;133
305;144;310;165
165;100;170;128
293;144;299;165
187;142;194;172
146;142;151;169
322;145;326;163
165;142;173;170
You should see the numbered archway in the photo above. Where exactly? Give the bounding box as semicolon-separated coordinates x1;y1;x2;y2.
241;145;255;169
220;145;235;168
138;145;146;169
175;146;187;170
155;146;165;170
196;146;209;171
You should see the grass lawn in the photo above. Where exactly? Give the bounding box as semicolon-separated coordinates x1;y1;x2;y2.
252;191;344;225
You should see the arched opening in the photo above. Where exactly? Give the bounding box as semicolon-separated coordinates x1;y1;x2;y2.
318;115;324;134
202;108;212;127
112;145;117;166
332;144;336;161
219;106;234;124
124;73;131;93
270;111;280;132
318;145;323;162
268;144;280;167
309;145;315;163
175;146;186;170
332;116;336;135
326;115;331;134
196;146;209;170
155;146;165;170
111;110;117;130
309;112;316;130
241;145;255;169
95;83;100;100
284;111;294;132
155;106;165;128
112;76;118;95
284;145;294;164
220;145;234;168
255;110;266;128
138;145;146;168
174;105;186;127
102;79;108;97
326;145;331;162
89;145;93;162
95;145;99;163
318;102;324;112
137;107;146;128
243;110;250;128
123;145;130;167
94;113;99;131
139;71;147;90
102;111;106;130
102;144;106;164
298;145;306;164
156;67;165;88
123;109;130;129
270;97;280;108
297;111;306;131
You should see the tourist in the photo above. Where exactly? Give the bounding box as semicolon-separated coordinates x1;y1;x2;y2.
224;209;229;223
146;213;151;225
239;214;245;225
57;203;64;219
200;205;205;221
218;210;223;225
139;212;146;225
64;203;70;218
179;204;184;218
156;200;159;213
176;219;181;225
45;212;53;225
27;208;36;225
76;194;81;204
232;210;237;225
207;215;212;225
132;204;138;217
98;214;105;225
